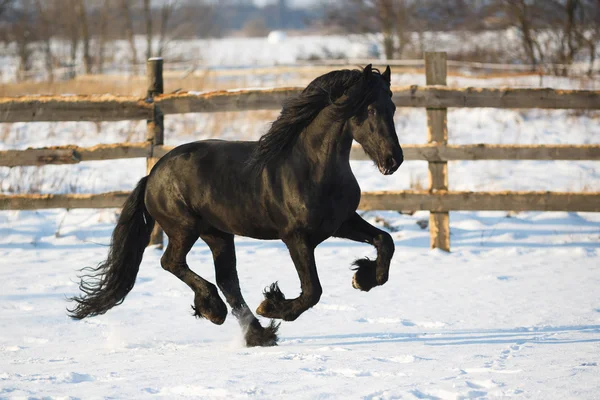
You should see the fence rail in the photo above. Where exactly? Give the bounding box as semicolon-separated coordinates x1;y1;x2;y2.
1;54;599;251
2;191;598;213
2;86;600;123
303;58;590;72
2;143;599;168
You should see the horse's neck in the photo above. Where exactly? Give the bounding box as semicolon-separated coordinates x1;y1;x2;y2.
295;108;353;177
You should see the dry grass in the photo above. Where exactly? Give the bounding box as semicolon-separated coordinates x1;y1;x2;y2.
0;67;554;97
0;67;317;97
0;75;208;97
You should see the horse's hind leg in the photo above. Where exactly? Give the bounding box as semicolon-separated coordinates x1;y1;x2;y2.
256;234;322;322
201;230;279;347
160;230;228;325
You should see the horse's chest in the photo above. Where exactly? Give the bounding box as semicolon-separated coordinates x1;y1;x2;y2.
307;180;360;233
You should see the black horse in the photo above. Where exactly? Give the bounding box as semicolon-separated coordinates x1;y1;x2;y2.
69;65;403;347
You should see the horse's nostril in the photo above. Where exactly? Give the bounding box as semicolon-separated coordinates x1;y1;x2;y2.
386;156;397;170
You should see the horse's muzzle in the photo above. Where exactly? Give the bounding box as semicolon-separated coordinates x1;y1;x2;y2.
379;153;403;175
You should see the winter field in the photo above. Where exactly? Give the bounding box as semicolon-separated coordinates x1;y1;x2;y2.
1;35;600;399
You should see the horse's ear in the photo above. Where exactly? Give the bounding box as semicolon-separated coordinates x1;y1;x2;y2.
382;65;391;84
363;64;372;78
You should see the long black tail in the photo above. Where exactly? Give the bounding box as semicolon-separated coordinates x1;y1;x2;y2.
68;176;155;319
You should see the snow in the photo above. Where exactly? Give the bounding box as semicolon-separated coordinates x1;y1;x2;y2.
1;36;600;398
1;209;599;398
267;31;288;45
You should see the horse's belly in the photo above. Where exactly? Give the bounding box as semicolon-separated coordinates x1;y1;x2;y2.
216;219;280;240
195;202;281;240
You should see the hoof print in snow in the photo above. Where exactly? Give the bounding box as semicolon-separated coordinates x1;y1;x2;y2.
416;219;428;229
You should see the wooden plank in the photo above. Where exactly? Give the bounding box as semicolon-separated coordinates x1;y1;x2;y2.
0;143;152;167
78;143;153;161
426;52;450;251
378;144;600;161
359;191;600;212
3;143;598;168
428;163;448;190
146;58;164;248
0;192;129;210
1;86;599;123
390;86;600;109
429;212;450;250
0;148;80;167
2;190;599;212
0;95;152;122
155;86;600;114
156;88;301;114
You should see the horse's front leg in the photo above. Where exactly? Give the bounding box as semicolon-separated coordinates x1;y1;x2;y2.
334;212;395;292
256;234;322;321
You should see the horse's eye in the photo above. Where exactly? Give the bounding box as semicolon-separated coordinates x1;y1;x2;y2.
368;108;377;117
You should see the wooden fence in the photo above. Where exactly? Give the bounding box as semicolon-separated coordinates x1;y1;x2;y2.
1;53;599;251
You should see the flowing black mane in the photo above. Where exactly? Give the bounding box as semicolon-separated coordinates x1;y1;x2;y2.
248;66;387;171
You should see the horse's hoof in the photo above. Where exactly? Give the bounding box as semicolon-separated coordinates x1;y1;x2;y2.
351;258;378;292
256;298;299;321
192;305;227;325
351;274;362;290
256;299;277;318
245;320;280;347
192;291;228;325
257;282;286;318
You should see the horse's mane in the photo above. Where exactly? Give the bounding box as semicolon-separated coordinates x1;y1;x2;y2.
248;66;386;172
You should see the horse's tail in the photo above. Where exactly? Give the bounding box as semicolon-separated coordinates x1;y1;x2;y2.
68;176;155;319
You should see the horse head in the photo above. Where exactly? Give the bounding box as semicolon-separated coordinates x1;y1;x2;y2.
346;65;403;175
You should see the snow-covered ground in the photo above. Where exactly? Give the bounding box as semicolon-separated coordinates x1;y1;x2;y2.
1;209;599;399
1;40;600;398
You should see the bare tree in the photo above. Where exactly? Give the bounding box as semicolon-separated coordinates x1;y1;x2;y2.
0;0;13;17
158;0;178;57
547;0;598;76
61;0;81;67
377;0;395;59
34;0;54;81
12;0;35;81
325;0;418;59
502;0;544;69
76;0;92;74
579;0;600;76
120;0;138;72
96;0;111;74
394;0;415;59
143;0;152;60
242;16;269;37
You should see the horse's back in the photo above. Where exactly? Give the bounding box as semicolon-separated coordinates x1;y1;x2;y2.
144;139;276;237
155;139;253;166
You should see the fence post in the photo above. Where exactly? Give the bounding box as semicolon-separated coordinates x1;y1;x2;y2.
146;58;164;248
425;52;450;251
